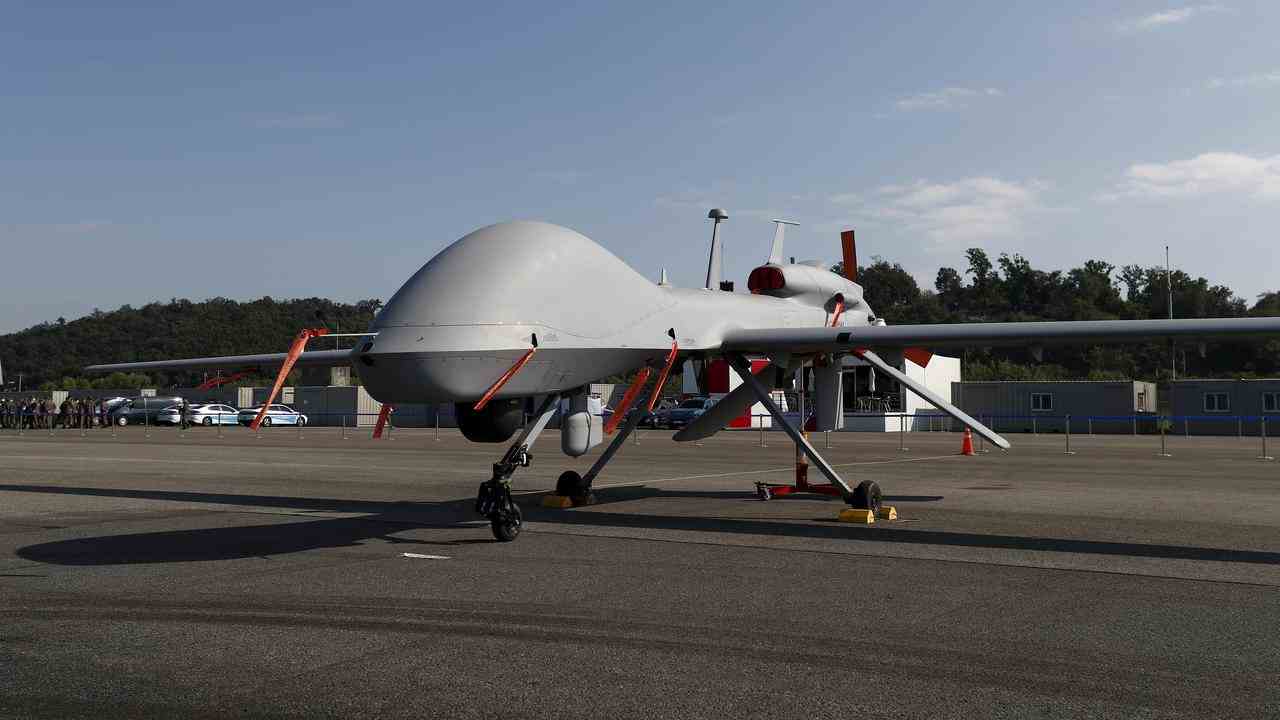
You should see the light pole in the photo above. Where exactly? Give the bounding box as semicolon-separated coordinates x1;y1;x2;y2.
1166;245;1175;381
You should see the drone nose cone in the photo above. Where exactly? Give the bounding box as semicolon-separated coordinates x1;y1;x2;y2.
372;220;661;334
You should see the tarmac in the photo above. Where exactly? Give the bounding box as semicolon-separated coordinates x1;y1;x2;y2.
2;425;1278;719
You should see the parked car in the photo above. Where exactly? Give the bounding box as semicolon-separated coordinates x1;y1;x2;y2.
158;403;240;426
638;398;678;428
237;404;308;427
112;397;185;426
654;396;715;429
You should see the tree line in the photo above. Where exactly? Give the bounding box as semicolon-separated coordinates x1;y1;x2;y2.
837;249;1279;381
1;297;382;391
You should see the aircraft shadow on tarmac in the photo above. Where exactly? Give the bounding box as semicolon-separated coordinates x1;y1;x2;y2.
6;483;1280;567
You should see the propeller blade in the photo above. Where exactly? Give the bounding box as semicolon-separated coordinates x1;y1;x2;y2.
840;229;857;281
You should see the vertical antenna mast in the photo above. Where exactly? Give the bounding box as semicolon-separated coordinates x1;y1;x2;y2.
705;208;728;290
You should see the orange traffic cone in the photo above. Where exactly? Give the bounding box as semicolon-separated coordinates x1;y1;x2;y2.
960;427;974;456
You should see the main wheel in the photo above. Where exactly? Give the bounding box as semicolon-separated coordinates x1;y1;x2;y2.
117;416;128;427
556;470;588;497
851;480;883;513
297;417;307;427
203;417;213;426
261;417;272;427
490;503;522;542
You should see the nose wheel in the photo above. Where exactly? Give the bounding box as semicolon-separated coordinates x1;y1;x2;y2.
476;479;523;542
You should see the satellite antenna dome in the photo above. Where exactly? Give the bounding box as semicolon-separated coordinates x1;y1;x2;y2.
707;208;728;221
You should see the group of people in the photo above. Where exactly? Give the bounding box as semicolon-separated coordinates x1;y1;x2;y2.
0;397;113;430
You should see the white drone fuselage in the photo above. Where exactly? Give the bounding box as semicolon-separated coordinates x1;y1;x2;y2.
356;221;871;405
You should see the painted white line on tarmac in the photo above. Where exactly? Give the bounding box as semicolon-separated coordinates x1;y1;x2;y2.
401;553;450;560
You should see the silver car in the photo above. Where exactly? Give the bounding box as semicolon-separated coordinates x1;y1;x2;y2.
113;397;185;426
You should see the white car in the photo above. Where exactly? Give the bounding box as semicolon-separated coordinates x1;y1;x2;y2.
237;404;308;427
188;403;241;426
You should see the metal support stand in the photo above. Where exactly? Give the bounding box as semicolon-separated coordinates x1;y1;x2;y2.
1064;414;1075;455
1260;418;1274;461
898;414;908;452
730;356;854;503
1158;418;1172;457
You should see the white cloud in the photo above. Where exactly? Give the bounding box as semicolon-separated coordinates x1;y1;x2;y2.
253;113;344;129
832;177;1046;244
1115;5;1228;32
535;170;588;184
3;220;113;234
894;87;1002;112
1106;152;1280;200
1206;70;1280;89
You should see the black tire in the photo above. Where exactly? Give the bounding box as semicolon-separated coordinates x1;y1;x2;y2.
757;485;772;501
262;417;272;427
117;416;128;427
556;470;588;497
203;417;213;426
490;503;522;542
298;417;307;427
851;480;883;513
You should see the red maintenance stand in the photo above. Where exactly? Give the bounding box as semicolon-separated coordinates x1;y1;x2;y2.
754;426;845;500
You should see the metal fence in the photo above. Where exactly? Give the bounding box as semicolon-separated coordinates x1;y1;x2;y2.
4;408;1277;461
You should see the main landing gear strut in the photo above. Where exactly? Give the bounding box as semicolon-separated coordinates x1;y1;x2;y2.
475;394;560;541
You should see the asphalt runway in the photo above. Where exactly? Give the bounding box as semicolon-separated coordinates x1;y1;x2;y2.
2;425;1278;719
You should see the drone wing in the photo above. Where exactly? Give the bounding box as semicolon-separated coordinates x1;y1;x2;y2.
720;317;1280;354
678;316;1280;449
85;349;352;374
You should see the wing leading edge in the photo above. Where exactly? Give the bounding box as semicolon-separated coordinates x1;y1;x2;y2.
85;349;353;374
721;317;1280;354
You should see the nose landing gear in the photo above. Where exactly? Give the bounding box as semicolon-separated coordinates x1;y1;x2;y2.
474;394;559;542
476;478;523;542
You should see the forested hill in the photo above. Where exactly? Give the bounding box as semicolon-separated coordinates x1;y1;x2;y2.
1;297;382;390
2;248;1279;390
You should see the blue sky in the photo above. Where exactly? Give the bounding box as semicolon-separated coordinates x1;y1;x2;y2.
3;1;1279;333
